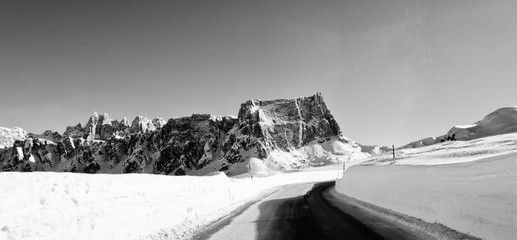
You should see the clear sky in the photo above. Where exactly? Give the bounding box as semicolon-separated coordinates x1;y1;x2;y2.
1;0;516;147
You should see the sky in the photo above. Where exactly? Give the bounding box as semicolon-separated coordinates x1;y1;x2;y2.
1;0;516;147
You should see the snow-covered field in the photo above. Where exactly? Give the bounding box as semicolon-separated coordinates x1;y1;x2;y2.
336;133;517;240
0;167;340;240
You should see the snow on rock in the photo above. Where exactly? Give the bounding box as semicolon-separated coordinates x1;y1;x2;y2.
0;127;27;149
336;133;517;240
401;106;517;148
222;92;365;172
29;130;63;142
357;144;391;155
130;115;156;133
63;123;84;139
0;93;370;175
151;117;166;129
0;168;339;240
62;113;163;141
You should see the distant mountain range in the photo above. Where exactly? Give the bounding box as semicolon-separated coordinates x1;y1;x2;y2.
0;93;372;175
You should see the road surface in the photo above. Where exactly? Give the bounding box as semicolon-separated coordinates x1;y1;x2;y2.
193;181;429;240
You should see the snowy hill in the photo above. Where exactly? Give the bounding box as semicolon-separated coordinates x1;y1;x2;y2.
446;106;517;140
0;93;367;175
401;106;517;148
337;132;517;240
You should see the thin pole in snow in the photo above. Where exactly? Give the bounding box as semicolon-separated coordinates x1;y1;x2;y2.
267;161;271;177
336;162;340;179
249;161;252;179
392;145;395;159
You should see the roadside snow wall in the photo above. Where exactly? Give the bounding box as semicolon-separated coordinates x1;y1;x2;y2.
336;153;517;240
0;170;336;240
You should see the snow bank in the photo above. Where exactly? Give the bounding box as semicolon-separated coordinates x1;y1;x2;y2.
336;133;517;240
0;168;338;240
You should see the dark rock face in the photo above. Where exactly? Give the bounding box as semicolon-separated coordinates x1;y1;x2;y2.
225;93;342;164
29;130;62;142
0;93;356;175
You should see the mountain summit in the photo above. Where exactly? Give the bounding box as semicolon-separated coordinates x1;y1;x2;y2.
0;93;365;175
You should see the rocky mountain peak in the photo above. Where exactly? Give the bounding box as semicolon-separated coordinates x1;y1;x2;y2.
119;117;130;128
1;93;365;175
131;116;155;133
61;113;163;140
152;117;166;129
235;92;340;149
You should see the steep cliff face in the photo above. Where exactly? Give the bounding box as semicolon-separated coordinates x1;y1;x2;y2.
236;93;340;150
0;93;365;175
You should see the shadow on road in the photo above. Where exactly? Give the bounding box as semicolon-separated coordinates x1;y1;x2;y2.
255;182;384;240
254;194;322;240
193;182;385;240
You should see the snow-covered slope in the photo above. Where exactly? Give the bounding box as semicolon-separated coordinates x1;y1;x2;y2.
401;106;517;148
447;106;517;140
336;133;517;240
0;93;368;175
0;168;339;240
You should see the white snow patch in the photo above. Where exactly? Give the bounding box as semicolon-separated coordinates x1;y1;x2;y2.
264;137;369;170
336;133;517;240
0;169;340;240
361;133;517;166
0;127;27;148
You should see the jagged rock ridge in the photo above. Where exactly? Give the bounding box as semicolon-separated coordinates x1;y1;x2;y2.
0;93;365;175
62;113;166;140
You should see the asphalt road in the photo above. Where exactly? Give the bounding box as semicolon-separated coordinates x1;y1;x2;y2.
193;182;428;240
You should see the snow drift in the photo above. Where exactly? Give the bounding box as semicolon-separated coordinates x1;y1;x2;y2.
336;133;517;240
0;168;340;240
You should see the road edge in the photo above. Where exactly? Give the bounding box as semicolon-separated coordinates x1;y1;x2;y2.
325;186;481;240
188;184;292;240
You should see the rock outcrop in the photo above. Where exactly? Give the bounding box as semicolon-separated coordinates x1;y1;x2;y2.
29;130;62;142
0;93;365;175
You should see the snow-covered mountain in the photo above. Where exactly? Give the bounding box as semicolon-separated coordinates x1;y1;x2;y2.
0;93;366;175
0;127;27;149
401;106;517;148
62;112;166;140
